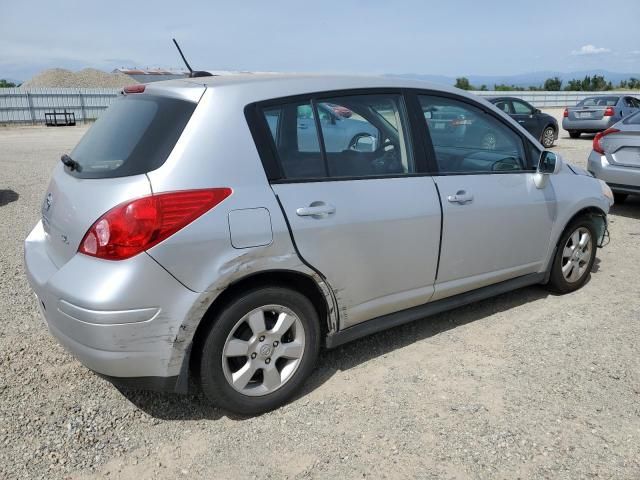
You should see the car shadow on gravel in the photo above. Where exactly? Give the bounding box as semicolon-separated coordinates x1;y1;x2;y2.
118;283;592;421
299;285;552;397
0;189;19;207
610;198;640;220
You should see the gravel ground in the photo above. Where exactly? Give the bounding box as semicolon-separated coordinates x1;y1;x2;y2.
1;110;639;479
21;68;137;89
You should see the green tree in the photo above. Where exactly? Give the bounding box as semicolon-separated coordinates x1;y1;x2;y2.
543;77;562;91
565;79;583;91
479;84;488;91
494;84;517;91
454;77;474;90
0;79;17;88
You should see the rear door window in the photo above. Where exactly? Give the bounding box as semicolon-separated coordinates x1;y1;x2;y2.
261;93;414;180
69;95;196;179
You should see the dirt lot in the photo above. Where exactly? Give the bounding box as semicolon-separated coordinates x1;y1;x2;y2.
1;110;639;479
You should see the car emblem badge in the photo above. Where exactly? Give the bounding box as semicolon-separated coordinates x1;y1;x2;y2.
259;344;273;357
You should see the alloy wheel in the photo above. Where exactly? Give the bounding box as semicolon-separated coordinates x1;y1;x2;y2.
221;304;306;396
542;127;555;148
561;227;593;283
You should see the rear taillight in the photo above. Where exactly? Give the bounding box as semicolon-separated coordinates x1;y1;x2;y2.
79;188;232;260
563;108;569;118
123;84;146;94
604;106;615;116
593;128;619;155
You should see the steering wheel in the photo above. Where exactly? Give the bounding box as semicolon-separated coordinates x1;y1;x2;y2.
371;139;402;174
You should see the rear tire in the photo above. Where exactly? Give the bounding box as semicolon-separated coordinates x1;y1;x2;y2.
614;192;628;204
541;126;556;148
547;217;597;294
569;131;581;139
199;286;320;415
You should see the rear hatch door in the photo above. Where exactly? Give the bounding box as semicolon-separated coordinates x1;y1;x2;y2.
41;85;203;267
604;123;640;168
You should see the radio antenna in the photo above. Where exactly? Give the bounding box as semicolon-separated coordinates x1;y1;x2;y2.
172;38;212;78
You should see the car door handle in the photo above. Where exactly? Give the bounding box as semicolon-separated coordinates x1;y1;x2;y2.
296;203;336;217
518;120;525;123
447;190;473;204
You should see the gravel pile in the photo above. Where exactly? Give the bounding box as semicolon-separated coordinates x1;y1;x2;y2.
21;68;138;89
0;116;639;479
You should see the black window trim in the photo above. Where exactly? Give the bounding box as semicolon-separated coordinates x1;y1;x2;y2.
244;87;540;182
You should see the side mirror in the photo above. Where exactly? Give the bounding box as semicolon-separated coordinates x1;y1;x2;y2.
533;108;541;114
538;150;562;174
350;133;377;152
534;151;562;188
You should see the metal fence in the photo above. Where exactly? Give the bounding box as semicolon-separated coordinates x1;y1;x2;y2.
0;88;119;124
472;90;640;108
1;87;640;124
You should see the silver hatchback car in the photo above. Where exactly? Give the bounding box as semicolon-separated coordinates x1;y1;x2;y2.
587;111;640;203
25;74;613;414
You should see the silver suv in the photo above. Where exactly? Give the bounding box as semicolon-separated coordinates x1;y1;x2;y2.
25;75;613;415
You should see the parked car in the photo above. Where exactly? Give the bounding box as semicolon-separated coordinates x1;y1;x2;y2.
587;110;640;203
563;95;640;138
25;75;613;415
488;96;559;148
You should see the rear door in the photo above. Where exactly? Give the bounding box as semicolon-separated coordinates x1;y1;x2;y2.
259;92;441;328
415;93;555;300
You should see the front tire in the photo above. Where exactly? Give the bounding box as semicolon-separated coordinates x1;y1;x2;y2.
547;218;597;294
541;126;555;148
199;287;320;415
569;131;581;139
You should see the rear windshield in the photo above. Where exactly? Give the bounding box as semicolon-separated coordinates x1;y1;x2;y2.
68;94;196;178
577;96;619;107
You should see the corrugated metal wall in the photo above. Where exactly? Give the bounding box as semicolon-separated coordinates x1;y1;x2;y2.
1;88;639;124
0;88;119;124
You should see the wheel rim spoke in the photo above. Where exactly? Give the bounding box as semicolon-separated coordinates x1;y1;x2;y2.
571;231;580;247
262;365;282;390
271;312;295;336
562;261;573;277
224;339;249;357
278;340;304;359
232;362;257;390
563;246;573;258
247;310;266;336
578;232;589;248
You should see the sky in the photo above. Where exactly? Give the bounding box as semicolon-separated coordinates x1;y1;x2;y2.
1;0;639;82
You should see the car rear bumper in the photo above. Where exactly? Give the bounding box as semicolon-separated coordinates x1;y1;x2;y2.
562;117;617;132
24;221;199;388
587;151;640;192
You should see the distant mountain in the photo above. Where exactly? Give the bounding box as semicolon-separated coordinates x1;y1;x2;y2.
389;70;640;88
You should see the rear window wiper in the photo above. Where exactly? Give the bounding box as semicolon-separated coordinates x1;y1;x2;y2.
61;154;82;172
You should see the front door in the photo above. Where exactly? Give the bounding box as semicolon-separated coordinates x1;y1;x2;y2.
262;93;442;328
417;94;555;300
510;99;541;139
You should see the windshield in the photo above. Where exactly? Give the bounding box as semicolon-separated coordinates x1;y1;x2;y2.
578;96;619;107
69;94;196;179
